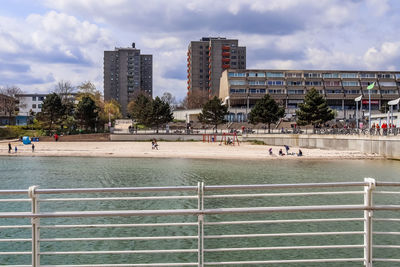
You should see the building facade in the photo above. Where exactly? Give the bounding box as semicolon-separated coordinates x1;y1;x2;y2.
219;69;400;120
104;43;153;117
187;37;246;102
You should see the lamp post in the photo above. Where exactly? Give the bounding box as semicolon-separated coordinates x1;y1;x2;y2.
355;95;362;130
367;82;375;129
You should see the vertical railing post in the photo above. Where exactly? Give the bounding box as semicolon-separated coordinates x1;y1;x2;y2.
29;186;40;267
197;182;204;267
364;178;375;267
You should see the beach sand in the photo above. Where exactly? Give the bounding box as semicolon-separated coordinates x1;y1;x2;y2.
0;141;381;160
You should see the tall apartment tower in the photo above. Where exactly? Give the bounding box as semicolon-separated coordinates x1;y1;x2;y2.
104;43;152;117
187;37;246;101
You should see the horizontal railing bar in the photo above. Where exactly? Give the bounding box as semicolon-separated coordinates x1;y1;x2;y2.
40;249;197;255
0;199;30;202
374;232;400;235
0;189;28;195
205;182;368;191
373;218;400;222
40;236;198;242
204;244;364;252
39;195;197;202
204;191;363;199
374;191;400;194
0;251;31;255
35;186;198;194
374;245;400;249
376;182;400;187
40;264;198;267
0;238;31;242
204;258;364;265
374;258;400;262
40;222;198;229
0;204;384;218
0;225;31;229
204;218;364;225
205;231;364;239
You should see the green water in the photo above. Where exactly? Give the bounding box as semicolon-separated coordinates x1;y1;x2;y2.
1;157;400;266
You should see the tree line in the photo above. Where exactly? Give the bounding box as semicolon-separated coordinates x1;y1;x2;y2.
36;81;122;134
197;88;335;132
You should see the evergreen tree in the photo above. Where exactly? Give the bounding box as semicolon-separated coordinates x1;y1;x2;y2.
148;96;174;133
127;93;152;125
296;88;335;130
198;96;228;133
36;93;65;133
248;94;285;133
75;96;99;131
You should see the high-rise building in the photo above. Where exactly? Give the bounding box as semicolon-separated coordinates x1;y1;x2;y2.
104;43;152;117
187;37;246;105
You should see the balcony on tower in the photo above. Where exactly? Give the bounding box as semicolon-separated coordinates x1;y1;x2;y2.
222;64;230;69
222;52;230;57
222;58;230;63
222;45;230;51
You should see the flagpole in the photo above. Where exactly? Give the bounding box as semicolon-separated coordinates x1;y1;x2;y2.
369;89;371;129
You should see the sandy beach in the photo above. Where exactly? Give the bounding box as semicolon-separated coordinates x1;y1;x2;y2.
0;141;381;160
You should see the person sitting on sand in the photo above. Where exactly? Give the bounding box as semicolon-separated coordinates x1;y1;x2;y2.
152;139;159;150
298;149;303;157
268;148;273;155
279;149;284;156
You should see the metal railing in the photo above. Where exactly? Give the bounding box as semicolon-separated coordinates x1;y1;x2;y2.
1;179;400;266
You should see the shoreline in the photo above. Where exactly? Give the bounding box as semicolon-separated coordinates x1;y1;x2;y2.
0;141;382;161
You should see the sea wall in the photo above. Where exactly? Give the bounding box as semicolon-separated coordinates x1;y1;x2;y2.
242;134;400;159
110;134;204;141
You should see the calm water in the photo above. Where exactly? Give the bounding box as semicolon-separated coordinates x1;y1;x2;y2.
1;157;400;266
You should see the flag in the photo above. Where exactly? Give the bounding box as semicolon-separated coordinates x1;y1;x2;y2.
367;82;375;90
355;95;362;102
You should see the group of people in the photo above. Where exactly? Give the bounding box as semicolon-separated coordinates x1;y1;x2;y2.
8;142;35;153
269;145;303;157
371;122;396;135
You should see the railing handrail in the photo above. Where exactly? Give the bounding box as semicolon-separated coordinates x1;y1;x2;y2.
2;180;400;266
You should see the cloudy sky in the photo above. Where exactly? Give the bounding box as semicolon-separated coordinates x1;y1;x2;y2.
0;0;399;101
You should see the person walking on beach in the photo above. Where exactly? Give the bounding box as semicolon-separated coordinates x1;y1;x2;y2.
8;143;12;153
284;145;290;155
32;143;35;152
14;146;17;153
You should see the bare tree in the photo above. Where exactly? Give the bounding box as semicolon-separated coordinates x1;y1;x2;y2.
54;80;75;104
0;86;24;124
161;92;176;106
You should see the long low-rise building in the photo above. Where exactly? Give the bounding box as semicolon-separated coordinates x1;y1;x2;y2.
219;69;400;120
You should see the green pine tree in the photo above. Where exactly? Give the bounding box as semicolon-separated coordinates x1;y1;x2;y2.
36;93;66;134
198;96;228;133
296;88;335;130
75;96;99;131
149;96;174;133
248;94;285;133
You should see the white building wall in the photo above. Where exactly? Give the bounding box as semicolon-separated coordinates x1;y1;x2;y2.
17;94;46;116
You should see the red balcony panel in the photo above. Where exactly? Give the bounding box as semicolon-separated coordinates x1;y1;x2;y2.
222;45;230;50
222;58;230;63
187;85;190;89
222;52;230;57
222;64;230;69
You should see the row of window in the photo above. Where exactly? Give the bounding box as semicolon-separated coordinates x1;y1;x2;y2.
31;96;45;101
230;80;400;87
32;104;42;109
229;88;399;95
229;72;400;79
